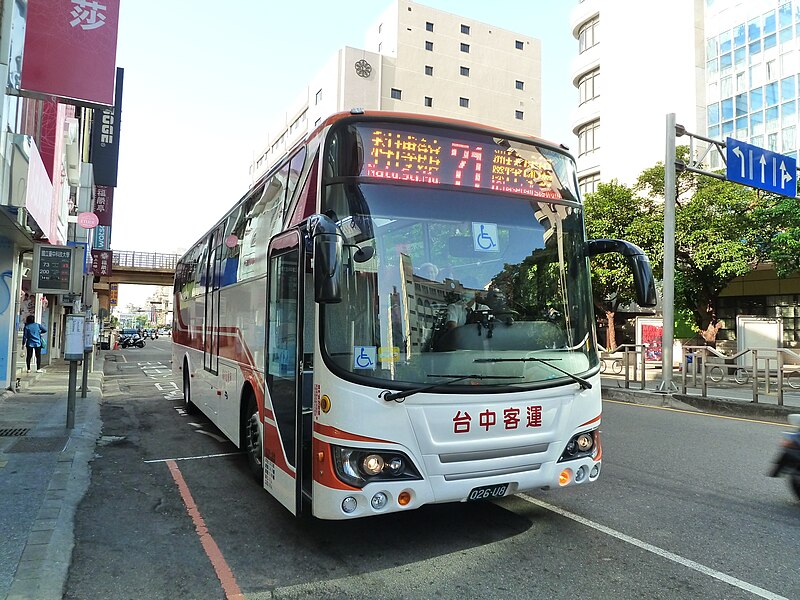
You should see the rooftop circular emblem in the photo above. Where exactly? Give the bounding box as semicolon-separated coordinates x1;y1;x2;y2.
355;59;372;78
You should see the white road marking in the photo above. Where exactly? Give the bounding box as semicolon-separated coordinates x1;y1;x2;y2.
518;494;789;600
144;451;243;464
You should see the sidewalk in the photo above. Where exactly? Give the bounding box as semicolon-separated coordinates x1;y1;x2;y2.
0;354;103;600
601;367;800;421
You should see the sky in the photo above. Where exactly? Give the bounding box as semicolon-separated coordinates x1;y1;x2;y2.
111;1;576;309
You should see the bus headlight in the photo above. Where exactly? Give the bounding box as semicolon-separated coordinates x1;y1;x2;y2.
362;454;385;475
332;446;422;488
558;429;598;462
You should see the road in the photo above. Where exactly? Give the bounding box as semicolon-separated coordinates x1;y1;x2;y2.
64;338;800;600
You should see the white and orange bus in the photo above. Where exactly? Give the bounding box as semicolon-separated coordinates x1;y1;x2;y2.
172;110;656;519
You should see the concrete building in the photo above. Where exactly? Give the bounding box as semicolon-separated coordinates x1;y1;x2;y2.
569;0;705;195
251;0;542;181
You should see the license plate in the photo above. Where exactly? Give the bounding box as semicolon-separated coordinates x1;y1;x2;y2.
466;483;509;502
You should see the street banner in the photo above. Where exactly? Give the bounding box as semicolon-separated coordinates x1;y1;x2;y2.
90;68;124;186
91;249;113;277
93;185;114;226
93;224;111;250
20;0;120;106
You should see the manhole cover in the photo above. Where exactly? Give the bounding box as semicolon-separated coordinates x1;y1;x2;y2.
7;436;69;453
0;427;30;437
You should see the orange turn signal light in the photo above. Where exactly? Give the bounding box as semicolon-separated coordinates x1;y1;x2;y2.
559;469;572;486
398;491;411;506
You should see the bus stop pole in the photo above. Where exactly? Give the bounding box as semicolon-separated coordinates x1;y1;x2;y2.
659;113;677;392
67;360;78;429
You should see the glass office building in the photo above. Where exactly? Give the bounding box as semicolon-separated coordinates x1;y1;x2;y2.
706;1;800;164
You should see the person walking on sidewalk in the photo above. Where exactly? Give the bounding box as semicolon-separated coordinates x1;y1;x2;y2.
22;314;47;373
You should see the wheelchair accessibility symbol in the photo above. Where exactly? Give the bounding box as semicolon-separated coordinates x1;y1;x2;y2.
354;346;377;370
472;223;499;253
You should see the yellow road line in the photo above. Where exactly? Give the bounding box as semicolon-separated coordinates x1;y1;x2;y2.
603;398;789;427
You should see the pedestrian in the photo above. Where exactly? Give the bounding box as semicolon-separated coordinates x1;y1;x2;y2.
22;314;47;373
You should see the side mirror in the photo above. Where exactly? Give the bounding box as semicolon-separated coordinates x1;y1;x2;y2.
309;214;343;303
586;239;658;307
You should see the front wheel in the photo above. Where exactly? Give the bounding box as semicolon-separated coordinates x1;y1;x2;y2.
182;363;198;414
791;474;800;500
243;394;263;482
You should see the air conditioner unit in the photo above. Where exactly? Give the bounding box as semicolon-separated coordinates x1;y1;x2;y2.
64;117;81;186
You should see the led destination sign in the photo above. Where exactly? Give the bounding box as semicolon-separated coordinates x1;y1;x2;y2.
32;244;74;294
358;125;566;200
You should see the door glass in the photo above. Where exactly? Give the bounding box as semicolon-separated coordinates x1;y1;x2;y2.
267;247;299;468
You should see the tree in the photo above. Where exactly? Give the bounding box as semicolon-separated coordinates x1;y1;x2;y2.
635;148;760;345
584;180;662;350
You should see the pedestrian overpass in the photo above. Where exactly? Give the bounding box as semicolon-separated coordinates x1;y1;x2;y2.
94;250;179;311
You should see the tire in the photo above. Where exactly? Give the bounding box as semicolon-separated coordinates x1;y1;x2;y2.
182;362;198;414
708;365;724;383
243;394;263;482
791;475;800;501
734;368;750;385
786;371;800;390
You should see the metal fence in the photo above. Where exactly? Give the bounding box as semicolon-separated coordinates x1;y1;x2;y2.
112;251;178;271
601;344;800;406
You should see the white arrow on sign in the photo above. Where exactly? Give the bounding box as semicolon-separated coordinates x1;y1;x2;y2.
760;154;767;183
732;146;745;178
780;161;792;188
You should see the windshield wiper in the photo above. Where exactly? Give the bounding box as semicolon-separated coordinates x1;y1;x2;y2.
379;373;521;402
473;357;592;390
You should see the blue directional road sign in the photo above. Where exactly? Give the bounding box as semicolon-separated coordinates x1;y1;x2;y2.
726;137;797;197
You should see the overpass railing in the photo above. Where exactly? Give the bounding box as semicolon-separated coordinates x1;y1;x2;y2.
112;251;178;271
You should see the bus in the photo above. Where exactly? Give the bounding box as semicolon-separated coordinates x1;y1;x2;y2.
172;110;656;520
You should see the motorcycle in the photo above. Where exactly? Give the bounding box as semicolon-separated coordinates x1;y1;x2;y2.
769;414;800;500
120;333;146;349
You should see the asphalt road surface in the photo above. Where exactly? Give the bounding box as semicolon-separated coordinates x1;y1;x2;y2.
63;338;800;599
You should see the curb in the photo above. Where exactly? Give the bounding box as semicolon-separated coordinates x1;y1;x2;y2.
602;384;797;422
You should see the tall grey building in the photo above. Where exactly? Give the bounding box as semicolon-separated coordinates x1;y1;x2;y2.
251;1;542;182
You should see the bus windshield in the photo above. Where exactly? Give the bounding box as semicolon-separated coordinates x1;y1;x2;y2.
321;121;597;391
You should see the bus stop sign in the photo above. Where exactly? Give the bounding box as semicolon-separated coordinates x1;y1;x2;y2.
726;137;797;197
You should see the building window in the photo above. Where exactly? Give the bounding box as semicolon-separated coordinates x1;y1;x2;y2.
459;97;470;108
461;24;470;35
426;21;434;32
424;96;433;107
578;17;599;54
315;89;322;105
425;40;434;51
578;119;600;157
578;68;600;105
460;42;470;53
425;65;433;76
460;66;470;77
391;88;402;100
515;110;524;120
579;173;600;196
378;23;383;34
515;40;524;50
515;80;524;90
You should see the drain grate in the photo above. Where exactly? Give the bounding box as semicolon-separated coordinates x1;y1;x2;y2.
0;427;30;437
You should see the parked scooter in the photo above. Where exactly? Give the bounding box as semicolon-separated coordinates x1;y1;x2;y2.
769;414;800;500
120;333;146;349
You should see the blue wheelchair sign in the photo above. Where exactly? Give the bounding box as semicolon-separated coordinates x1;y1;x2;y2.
472;222;499;253
353;346;377;370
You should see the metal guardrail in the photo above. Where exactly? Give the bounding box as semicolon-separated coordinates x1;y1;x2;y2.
681;346;800;406
599;344;649;390
112;251;178;271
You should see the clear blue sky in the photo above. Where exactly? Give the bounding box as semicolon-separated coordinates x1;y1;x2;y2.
112;1;576;307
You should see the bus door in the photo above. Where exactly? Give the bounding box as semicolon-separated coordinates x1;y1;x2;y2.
203;226;221;376
265;230;308;515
